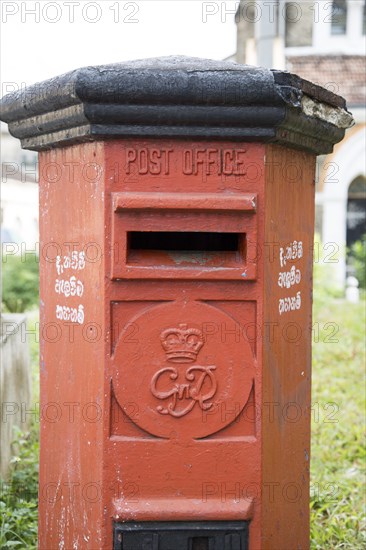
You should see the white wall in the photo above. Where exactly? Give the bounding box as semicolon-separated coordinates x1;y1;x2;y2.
1;127;39;254
1;178;39;253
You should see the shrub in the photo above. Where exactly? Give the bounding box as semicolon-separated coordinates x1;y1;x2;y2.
0;426;39;549
1;254;39;313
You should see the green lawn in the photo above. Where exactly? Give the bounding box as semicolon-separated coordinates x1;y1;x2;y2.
310;292;366;548
1;295;365;548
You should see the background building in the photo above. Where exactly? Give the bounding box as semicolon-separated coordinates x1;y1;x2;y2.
233;0;366;288
1;123;38;254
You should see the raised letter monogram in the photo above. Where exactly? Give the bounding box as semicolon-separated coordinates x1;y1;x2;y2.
150;324;218;418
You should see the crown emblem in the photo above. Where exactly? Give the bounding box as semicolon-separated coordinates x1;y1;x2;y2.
160;324;204;363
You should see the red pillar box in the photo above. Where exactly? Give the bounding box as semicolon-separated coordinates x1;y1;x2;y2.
0;57;353;549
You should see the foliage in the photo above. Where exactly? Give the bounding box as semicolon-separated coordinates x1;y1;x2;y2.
2;254;39;313
0;427;39;549
348;234;366;289
311;293;366;547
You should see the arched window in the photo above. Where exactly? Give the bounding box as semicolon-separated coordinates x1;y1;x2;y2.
331;0;347;35
347;176;366;280
347;176;366;248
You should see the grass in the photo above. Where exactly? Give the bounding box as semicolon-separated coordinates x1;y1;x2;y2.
0;427;39;549
310;285;366;548
1;290;365;548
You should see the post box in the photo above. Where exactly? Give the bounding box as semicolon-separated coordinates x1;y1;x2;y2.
0;57;353;549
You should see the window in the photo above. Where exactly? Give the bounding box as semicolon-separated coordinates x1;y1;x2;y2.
347;176;366;249
331;0;347;35
346;176;366;278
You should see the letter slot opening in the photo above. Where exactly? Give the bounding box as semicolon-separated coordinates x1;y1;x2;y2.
126;231;246;268
129;231;240;251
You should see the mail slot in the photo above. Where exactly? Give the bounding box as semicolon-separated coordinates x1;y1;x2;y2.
0;56;353;549
111;190;257;279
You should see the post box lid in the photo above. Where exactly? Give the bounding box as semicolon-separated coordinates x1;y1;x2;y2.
0;56;354;154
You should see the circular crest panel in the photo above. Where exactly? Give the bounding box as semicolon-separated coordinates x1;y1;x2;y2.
112;301;255;439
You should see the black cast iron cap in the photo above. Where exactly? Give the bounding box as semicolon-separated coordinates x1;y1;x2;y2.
0;56;354;154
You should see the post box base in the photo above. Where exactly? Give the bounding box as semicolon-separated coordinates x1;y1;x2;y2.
113;520;249;550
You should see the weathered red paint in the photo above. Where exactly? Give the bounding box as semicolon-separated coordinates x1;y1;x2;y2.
38;140;315;549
